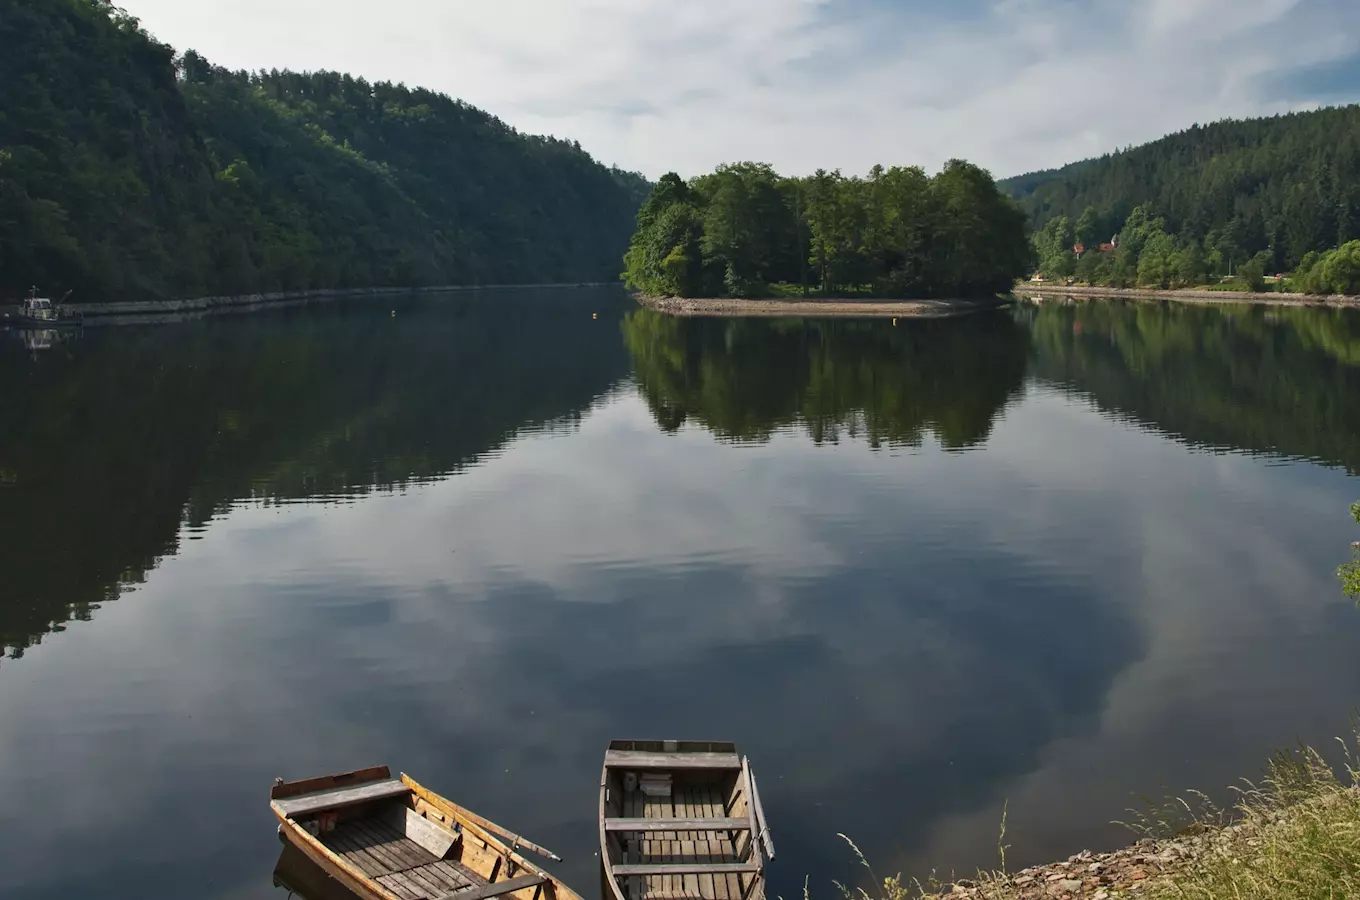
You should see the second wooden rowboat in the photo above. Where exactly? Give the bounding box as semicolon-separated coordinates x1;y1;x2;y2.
599;740;775;900
271;766;583;900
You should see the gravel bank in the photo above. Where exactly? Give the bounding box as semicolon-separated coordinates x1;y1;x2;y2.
637;295;1010;318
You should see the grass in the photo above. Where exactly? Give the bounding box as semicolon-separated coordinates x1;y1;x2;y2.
1144;736;1360;899
829;727;1360;899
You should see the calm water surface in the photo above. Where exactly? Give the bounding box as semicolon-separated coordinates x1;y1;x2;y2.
3;289;1360;899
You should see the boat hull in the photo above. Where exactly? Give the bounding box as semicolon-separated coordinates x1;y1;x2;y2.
276;818;392;900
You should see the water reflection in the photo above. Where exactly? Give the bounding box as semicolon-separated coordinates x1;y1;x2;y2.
0;295;1357;900
1021;299;1360;472
0;288;630;661
273;843;355;900
622;310;1030;448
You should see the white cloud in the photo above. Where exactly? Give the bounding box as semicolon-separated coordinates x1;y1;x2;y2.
117;0;1359;179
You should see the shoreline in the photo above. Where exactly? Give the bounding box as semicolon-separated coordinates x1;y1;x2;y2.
1;282;612;324
922;782;1360;899
636;294;1010;318
1014;284;1360;308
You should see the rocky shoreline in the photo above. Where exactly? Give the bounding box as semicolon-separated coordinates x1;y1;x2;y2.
1013;284;1360;307
637;294;1010;318
928;838;1186;899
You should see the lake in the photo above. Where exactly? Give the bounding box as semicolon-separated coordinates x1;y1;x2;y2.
2;288;1360;900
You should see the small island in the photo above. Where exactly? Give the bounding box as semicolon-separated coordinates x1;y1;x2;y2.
623;162;1030;316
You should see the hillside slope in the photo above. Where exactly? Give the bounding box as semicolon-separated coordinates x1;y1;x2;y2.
1000;106;1360;269
0;0;648;300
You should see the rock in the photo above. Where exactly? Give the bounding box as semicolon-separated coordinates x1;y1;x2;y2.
1059;879;1084;892
1014;875;1035;886
1088;863;1103;873
1047;873;1067;882
1093;892;1110;900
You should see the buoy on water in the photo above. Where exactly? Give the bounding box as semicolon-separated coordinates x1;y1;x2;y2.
592;313;598;319
892;317;897;326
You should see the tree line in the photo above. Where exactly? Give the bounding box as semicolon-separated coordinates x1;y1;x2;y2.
623;161;1031;300
1006;105;1360;291
1;0;649;301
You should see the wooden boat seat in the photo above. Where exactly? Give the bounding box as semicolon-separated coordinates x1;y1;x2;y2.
612;862;762;876
603;750;741;770
272;778;410;818
434;873;549;900
604;817;750;832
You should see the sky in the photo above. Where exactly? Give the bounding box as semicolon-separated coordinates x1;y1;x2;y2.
116;0;1360;179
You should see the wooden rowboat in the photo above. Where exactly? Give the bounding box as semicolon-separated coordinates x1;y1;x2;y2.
599;741;774;900
271;766;583;900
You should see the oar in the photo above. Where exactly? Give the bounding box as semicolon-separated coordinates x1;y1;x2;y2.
444;799;563;862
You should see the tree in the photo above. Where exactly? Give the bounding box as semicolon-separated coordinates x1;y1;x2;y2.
1237;256;1267;292
623;197;705;297
1172;241;1207;287
1318;240;1360;294
1118;205;1166;262
1137;228;1178;288
1035;216;1076;278
1075;206;1101;247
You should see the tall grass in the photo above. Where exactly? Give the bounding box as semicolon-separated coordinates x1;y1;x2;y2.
830;727;1360;899
1146;734;1360;899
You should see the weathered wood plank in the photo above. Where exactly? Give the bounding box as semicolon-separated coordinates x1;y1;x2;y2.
613;864;761;876
349;820;434;873
678;789;699;900
376;872;428;900
434;873;548;900
605;818;751;833
692;786;716;900
272;766;392;800
405;865;453;898
273;778;410;818
325;827;396;878
455;834;503;883
409;862;462;893
605;751;742;770
386;805;459;858
427;860;475;889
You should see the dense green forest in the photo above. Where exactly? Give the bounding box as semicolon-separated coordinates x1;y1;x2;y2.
623;161;1030;300
0;0;648;301
0;288;630;660
1004;107;1360;291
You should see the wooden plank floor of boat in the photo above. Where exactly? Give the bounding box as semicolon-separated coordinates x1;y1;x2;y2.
620;785;744;900
320;817;489;900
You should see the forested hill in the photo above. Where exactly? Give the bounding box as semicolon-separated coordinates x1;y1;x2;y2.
999;106;1360;270
0;0;649;301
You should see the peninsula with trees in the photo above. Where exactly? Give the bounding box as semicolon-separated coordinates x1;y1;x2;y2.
622;161;1032;313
